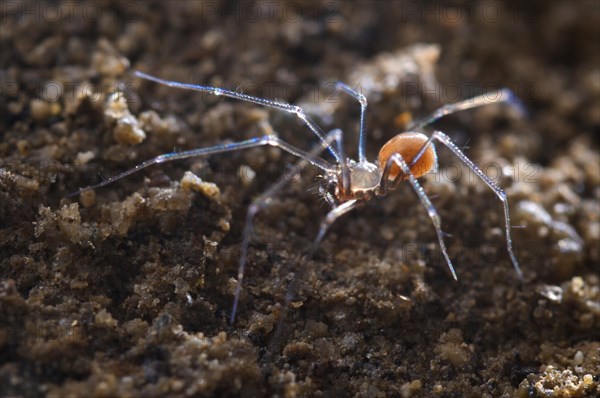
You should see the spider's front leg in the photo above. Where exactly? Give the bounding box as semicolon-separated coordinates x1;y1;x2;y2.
135;71;343;163
335;81;368;162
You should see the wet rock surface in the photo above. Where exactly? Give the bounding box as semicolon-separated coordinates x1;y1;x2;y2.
1;1;598;397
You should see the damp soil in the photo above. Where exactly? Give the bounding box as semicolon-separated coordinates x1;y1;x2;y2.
1;1;599;397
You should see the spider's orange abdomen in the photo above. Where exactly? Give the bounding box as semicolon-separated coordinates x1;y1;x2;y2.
378;132;437;180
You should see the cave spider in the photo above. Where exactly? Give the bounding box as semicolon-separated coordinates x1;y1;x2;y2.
72;70;524;324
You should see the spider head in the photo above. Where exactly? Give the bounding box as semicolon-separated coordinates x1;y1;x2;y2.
322;160;382;203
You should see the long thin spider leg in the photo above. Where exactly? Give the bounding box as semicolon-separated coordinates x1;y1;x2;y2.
428;130;523;279
312;199;360;254
378;145;427;194
67;135;336;198
268;198;361;355
379;152;409;194
295;200;360;299
230;129;343;324
383;153;458;280
276;200;360;332
409;134;435;171
408;88;524;131
332;123;351;194
134;71;342;163
336;82;368;162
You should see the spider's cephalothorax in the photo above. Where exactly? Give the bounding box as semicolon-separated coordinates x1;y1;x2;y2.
71;71;524;323
324;160;382;204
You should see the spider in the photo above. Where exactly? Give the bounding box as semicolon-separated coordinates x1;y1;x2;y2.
71;70;524;323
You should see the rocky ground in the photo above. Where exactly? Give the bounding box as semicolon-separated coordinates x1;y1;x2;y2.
1;1;599;397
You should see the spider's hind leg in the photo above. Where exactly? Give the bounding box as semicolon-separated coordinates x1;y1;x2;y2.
427;130;523;279
408;88;524;131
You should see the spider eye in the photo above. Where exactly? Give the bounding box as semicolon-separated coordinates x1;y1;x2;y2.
378;132;437;180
